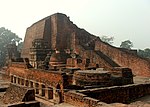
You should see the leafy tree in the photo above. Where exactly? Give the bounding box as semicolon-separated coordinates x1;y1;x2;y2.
17;41;23;52
138;48;150;59
120;40;133;49
0;27;22;67
100;35;114;45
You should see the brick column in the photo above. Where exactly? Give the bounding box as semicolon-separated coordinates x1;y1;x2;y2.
39;83;45;96
53;88;56;100
45;87;49;99
24;79;27;86
34;82;39;94
29;81;33;88
14;76;16;83
33;82;36;94
39;83;42;96
16;77;19;84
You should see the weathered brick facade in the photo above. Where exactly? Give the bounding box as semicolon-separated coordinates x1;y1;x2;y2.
5;13;150;106
21;13;150;77
2;84;35;104
8;63;65;88
0;83;40;107
7;62;67;103
95;41;150;76
64;83;150;107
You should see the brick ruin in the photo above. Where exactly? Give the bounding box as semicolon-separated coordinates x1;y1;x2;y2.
2;13;150;106
0;83;40;107
64;83;150;107
21;13;150;77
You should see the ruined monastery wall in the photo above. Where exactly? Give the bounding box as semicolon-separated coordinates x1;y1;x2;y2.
75;45;113;69
64;83;150;107
95;41;150;76
64;91;99;107
8;63;64;88
21;19;46;58
21;13;150;77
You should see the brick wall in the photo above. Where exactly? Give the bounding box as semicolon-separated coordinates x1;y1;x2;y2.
64;91;99;107
8;63;65;88
21;13;150;77
21;18;46;58
95;41;150;76
64;83;150;107
81;83;150;104
21;13;77;58
21;13;120;70
75;45;114;70
50;14;57;50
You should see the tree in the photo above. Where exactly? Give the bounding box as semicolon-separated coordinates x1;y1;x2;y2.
138;48;150;59
0;27;22;67
100;35;114;45
17;41;23;52
120;40;133;49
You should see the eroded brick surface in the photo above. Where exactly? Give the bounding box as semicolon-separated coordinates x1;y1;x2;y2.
21;13;150;77
2;84;35;104
64;83;150;107
8;64;65;88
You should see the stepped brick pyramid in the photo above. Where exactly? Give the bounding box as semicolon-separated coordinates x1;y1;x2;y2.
21;13;150;77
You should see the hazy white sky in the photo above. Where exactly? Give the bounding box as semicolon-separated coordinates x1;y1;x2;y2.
0;0;150;49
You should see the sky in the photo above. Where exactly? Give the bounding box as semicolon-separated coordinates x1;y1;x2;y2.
0;0;150;49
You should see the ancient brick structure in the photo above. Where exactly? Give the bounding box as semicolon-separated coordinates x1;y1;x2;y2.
64;83;150;107
21;13;150;77
74;69;133;87
8;62;67;103
3;84;35;104
0;83;40;107
95;41;150;76
29;38;51;68
5;13;150;106
5;59;133;105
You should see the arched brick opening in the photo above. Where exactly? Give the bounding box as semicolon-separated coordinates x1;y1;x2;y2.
25;80;29;86
10;75;13;83
41;84;45;96
96;64;99;68
56;84;63;103
35;83;39;94
21;78;24;85
18;78;21;84
29;81;33;88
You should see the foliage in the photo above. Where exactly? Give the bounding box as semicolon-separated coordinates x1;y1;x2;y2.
0;27;22;67
138;48;150;59
100;35;114;45
17;41;23;52
120;40;133;49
